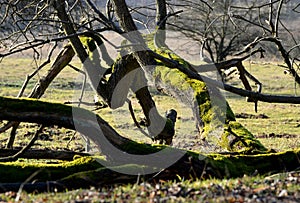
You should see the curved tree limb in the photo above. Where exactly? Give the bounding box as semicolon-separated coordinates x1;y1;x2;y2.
126;98;150;138
0;96;164;158
148;50;300;104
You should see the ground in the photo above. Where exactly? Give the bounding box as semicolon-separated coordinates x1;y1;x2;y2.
0;57;299;202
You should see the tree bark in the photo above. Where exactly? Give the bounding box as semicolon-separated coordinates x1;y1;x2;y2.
29;45;75;98
156;0;167;30
149;50;300;104
0;96;165;157
155;0;167;47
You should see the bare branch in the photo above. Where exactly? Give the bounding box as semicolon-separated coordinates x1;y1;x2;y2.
126;99;150;138
148;50;300;104
231;14;271;33
0;122;15;134
292;3;300;13
154;10;183;48
85;0;122;33
288;44;300;55
18;42;58;98
230;0;281;9
274;0;284;37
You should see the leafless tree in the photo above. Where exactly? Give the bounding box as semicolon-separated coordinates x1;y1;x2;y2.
230;0;300;85
167;0;263;62
169;0;300;83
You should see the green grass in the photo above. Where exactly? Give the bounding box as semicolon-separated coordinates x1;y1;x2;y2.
225;62;300;151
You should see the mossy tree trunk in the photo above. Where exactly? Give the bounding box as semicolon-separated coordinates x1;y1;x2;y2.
150;48;266;152
0;96;299;192
0;146;299;192
105;49;266;152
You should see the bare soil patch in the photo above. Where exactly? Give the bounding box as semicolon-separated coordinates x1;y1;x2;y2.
235;113;269;119
256;133;299;139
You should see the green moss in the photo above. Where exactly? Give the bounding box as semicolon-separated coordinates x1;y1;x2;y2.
221;122;267;152
120;140;167;155
0;156;103;183
79;36;97;51
79;36;101;68
60;164;150;186
0;149;299;183
0;96;72;116
206;149;300;178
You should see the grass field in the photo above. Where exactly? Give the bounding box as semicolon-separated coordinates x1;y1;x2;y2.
225;62;300;151
0;57;299;202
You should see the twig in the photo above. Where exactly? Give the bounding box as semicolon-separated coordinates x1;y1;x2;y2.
274;0;284;37
67;63;91;151
154;10;183;48
126;99;151;138
0;122;15;133
230;0;281;9
231;14;272;33
85;0;123;33
292;3;300;13
0;125;44;162
67;64;87;106
0;29;110;58
15;169;44;202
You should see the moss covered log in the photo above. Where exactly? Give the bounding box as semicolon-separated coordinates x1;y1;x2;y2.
0;156;101;183
0;149;299;192
0;96;298;192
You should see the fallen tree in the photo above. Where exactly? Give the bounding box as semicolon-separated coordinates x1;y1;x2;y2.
0;96;299;192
